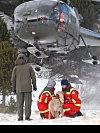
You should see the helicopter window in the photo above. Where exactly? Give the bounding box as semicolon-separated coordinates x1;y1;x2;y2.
60;4;71;14
50;8;59;20
70;15;76;23
50;11;58;19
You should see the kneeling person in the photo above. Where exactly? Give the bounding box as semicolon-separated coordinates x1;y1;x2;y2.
37;79;56;119
61;79;83;118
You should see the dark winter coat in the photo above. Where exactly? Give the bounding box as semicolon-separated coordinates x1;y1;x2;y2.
11;58;36;93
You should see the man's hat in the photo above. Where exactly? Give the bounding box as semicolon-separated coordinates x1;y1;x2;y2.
17;53;27;61
61;79;69;86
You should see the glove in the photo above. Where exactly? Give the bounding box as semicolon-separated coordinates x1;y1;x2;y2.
65;100;69;104
56;94;59;99
13;89;16;95
11;88;16;95
11;87;16;95
33;84;37;91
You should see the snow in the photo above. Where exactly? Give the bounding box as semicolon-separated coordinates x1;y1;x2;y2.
70;75;79;78
0;78;100;125
0;110;100;125
0;11;13;31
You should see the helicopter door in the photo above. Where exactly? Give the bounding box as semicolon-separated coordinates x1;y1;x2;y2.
49;6;60;21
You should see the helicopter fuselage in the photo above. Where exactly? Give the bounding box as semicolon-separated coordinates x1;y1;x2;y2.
14;0;80;53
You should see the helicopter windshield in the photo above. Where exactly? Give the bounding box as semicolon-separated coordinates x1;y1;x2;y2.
49;5;59;20
50;10;59;19
60;3;72;13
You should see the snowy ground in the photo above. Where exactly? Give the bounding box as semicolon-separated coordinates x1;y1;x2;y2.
0;110;100;125
0;78;100;125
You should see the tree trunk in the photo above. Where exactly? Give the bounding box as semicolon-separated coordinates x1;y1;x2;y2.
2;94;6;107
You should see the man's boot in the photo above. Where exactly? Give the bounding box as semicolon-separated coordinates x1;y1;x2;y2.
18;117;23;121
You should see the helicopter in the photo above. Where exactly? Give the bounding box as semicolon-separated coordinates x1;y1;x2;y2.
13;0;100;69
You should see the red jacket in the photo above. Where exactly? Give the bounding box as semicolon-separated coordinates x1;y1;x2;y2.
63;87;81;105
37;88;55;114
62;85;81;115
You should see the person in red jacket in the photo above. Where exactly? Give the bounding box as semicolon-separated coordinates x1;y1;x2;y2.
61;79;83;118
37;79;56;119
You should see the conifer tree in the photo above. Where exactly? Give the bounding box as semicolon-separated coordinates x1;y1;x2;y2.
0;17;17;106
0;17;10;41
0;41;17;106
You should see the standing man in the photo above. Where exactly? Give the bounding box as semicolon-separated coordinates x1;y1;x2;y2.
11;54;37;121
61;79;83;118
